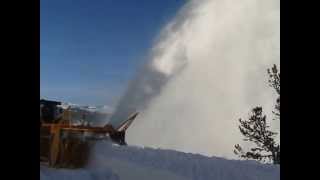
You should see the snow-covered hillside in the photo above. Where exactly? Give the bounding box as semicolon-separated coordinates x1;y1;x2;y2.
40;142;279;180
57;102;113;126
60;102;114;113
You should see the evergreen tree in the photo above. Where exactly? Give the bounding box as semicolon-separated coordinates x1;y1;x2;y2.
234;64;280;164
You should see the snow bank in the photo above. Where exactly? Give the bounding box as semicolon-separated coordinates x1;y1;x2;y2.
40;165;119;180
40;141;279;180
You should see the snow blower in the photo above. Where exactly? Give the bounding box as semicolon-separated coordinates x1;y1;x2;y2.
40;99;138;168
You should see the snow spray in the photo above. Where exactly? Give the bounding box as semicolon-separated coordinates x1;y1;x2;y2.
110;0;280;158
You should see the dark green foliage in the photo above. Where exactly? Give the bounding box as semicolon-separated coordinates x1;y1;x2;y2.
234;64;280;164
268;64;280;120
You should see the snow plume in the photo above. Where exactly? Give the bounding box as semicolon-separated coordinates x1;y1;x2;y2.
111;0;280;158
108;3;193;126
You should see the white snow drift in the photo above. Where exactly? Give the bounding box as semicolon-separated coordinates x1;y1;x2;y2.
40;142;279;180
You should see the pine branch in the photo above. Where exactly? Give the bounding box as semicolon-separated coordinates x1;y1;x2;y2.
234;64;280;164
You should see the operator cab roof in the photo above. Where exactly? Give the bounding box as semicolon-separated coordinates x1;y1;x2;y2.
40;99;61;106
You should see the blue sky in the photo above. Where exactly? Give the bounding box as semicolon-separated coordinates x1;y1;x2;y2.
41;0;186;106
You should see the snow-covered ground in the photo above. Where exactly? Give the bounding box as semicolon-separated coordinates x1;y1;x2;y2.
40;141;279;180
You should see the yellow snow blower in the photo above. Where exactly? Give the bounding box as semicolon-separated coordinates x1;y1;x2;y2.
40;99;138;168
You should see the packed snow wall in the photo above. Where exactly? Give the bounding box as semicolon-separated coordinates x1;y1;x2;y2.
40;142;280;180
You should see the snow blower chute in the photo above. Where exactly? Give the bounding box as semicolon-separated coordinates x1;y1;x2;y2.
40;99;138;168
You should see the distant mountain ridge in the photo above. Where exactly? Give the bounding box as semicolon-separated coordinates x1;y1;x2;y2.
60;102;114;113
59;102;114;126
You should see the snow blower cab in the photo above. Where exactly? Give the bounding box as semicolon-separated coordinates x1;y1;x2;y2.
40;99;138;168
